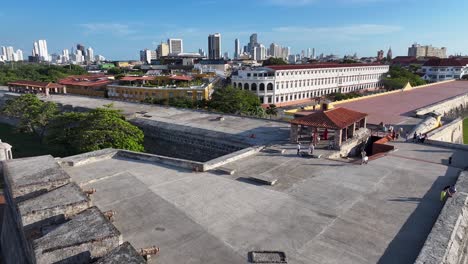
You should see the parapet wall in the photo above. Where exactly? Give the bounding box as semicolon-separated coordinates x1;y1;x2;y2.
427;118;464;144
415;93;468;118
0;155;145;264
415;170;468;264
131;118;249;162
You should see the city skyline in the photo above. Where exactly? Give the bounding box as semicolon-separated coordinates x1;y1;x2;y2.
1;0;468;60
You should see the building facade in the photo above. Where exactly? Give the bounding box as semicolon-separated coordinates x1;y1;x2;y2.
208;33;222;60
231;64;389;105
168;39;183;55
107;84;212;102
408;43;447;58
422;58;468;82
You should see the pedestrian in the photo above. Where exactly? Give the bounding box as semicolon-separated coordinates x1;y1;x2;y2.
297;142;301;156
421;134;427;144
361;155;369;165
396;132;400;140
413;132;417;142
440;185;457;201
308;143;314;155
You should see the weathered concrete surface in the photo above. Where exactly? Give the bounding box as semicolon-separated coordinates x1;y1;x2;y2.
63;140;468;264
415;93;468;118
415;170;468;264
95;242;146;264
18;182;90;228
33;207;122;264
3;155;70;203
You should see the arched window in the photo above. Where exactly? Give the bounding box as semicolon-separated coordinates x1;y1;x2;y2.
267;83;273;91
244;83;249;90
251;83;257;91
233;82;236;87
238;83;242;89
259;83;265;91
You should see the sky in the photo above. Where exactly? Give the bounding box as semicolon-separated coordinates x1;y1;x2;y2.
0;0;467;60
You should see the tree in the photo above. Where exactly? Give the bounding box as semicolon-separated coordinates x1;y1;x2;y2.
2;94;58;141
265;104;278;119
0;64;86;85
383;66;426;90
107;67;123;75
262;57;288;66
47;106;144;155
208;85;262;116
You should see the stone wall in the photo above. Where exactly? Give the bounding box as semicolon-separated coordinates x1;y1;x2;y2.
0;155;145;264
415;170;468;264
427;118;464;144
415;93;468;118
131;118;249;162
328;128;371;159
408;116;440;137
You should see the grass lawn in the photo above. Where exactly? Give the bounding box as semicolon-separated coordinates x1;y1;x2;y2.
0;123;67;159
464;118;468;144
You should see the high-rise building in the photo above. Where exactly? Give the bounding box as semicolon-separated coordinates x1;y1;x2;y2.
5;46;14;61
62;49;70;63
168;39;183;55
408;43;447;58
254;44;266;61
77;44;86;58
140;49;157;64
312;48;316;60
157;42;169;58
86;47;94;63
234;39;241;59
38;40;49;61
15;49;23;61
198;48;206;57
208;33;222;60
248;33;258;54
223;52;229;60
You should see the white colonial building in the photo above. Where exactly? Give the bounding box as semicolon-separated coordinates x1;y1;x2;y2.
422;58;468;82
231;64;389;105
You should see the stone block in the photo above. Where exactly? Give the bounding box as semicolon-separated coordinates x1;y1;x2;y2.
249;175;278;186
3;155;70;203
33;207;122;264
216;167;236;175
95;242;146;264
18;182;91;229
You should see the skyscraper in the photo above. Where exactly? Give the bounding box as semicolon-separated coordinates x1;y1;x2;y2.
62;49;70;63
5;47;14;61
234;39;240;59
157;42;169;58
208;33;222;60
77;44;86;58
168;39;183;55
15;49;23;61
87;47;94;63
254;44;266;61
248;33;258;54
38;40;49;61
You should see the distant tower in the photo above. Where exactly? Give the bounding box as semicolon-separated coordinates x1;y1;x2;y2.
387;47;393;60
208;33;222;60
377;50;384;61
234;39;240;59
0;140;13;160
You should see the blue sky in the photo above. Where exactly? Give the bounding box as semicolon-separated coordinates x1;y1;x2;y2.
0;0;467;60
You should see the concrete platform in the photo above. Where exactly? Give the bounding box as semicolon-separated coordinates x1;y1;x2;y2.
62;140;468;264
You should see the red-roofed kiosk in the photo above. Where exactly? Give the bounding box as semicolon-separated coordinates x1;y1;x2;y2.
290;107;368;150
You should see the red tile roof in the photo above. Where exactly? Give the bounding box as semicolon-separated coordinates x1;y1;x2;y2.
423;58;468;67
8;80;64;88
290;107;367;130
392;56;418;64
169;75;193;81
266;63;383;71
59;75;112;87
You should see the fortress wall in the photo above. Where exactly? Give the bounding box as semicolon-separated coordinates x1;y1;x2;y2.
0;155;144;264
415;170;468;264
131;119;250;162
427;118;464;144
415;93;468;118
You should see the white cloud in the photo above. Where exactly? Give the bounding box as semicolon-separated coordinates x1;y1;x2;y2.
79;23;135;36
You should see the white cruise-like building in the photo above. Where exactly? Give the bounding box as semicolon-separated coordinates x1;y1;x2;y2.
422;58;468;82
231;64;389;105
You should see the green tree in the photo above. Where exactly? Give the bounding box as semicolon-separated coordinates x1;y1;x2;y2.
208;85;262;116
47;106;144;154
0;64;86;85
262;57;288;66
383;66;426;90
107;67;123;75
2;94;58;141
265;104;278;119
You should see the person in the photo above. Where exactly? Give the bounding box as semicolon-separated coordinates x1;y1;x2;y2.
297;142;301;156
308;143;314;155
441;185;457;201
396;132;400;140
421;134;427;144
413;132;417;142
416;133;421;143
361;155;369;165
